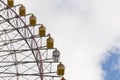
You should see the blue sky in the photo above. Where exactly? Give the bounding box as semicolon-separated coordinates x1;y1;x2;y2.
101;48;120;80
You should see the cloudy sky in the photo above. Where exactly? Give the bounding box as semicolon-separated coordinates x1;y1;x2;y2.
101;47;120;80
15;0;120;80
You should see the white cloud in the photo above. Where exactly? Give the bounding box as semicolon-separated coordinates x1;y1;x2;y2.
13;0;120;80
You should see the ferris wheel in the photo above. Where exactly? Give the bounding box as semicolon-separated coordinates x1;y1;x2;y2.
0;0;66;80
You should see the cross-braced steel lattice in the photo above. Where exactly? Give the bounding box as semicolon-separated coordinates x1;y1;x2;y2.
0;0;65;80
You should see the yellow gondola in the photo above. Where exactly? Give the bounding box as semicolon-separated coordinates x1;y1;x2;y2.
61;77;66;80
30;14;36;26
39;24;46;37
19;5;26;16
47;34;54;49
57;62;65;76
7;0;14;7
